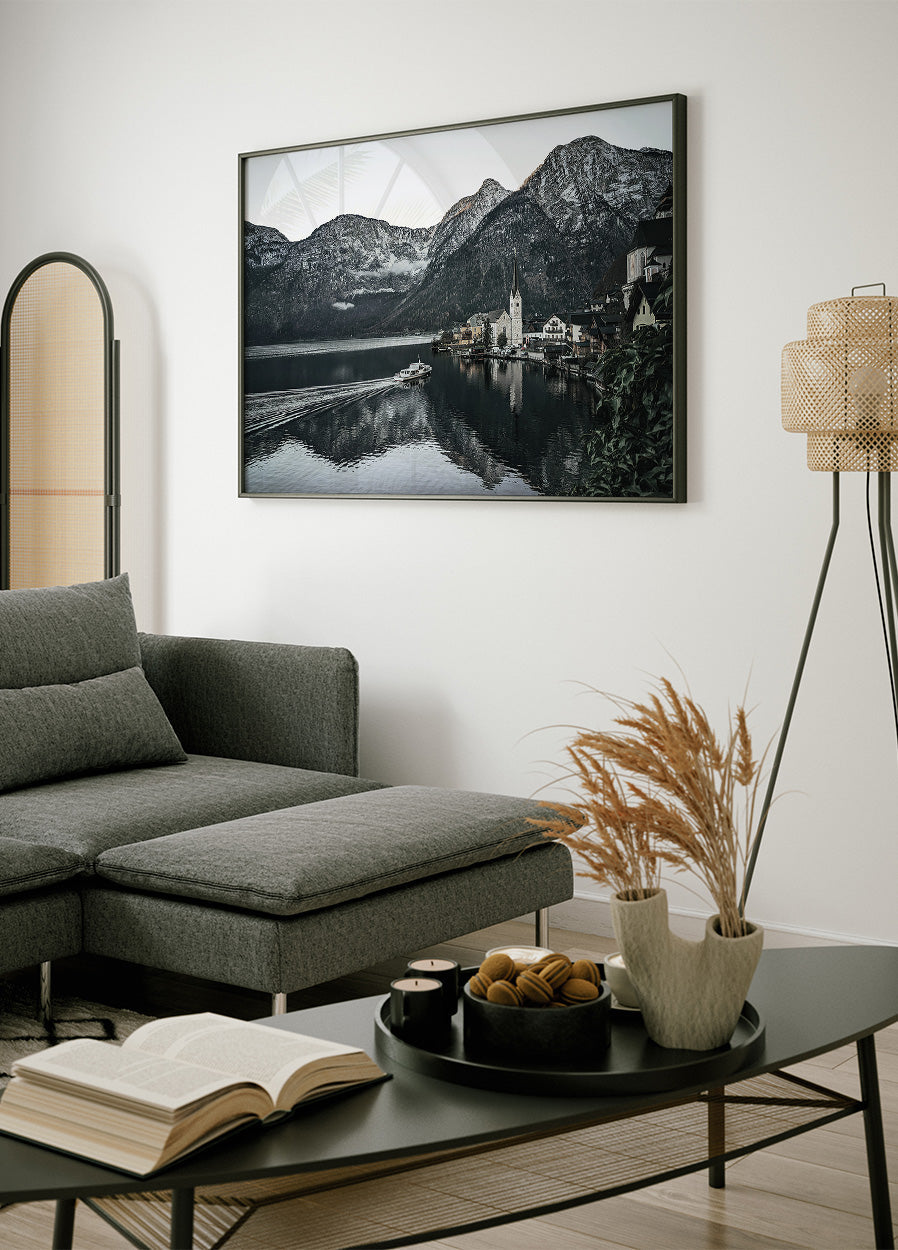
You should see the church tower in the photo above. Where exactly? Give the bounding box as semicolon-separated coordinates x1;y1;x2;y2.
509;253;523;348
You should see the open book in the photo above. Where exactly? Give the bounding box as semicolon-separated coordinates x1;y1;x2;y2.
0;1012;387;1176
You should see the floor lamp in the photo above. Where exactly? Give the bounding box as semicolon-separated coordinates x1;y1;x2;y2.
742;284;898;908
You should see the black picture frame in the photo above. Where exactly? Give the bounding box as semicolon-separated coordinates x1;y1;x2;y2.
239;94;686;501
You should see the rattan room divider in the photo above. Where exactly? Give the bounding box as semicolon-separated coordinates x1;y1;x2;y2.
0;252;119;589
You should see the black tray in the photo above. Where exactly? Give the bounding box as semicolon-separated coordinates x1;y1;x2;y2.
374;970;765;1096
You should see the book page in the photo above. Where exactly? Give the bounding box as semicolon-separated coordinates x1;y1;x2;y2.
0;1078;266;1176
8;1039;250;1115
125;1013;362;1103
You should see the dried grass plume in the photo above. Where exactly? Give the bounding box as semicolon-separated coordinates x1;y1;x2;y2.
532;677;772;938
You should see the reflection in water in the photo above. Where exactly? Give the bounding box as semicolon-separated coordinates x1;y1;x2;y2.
242;337;593;497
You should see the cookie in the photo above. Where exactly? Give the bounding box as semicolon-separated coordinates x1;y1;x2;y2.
560;977;599;1004
516;968;554;1005
569;959;601;985
530;953;557;970
538;956;573;989
468;971;491;998
486;979;523;1006
479;952;516;983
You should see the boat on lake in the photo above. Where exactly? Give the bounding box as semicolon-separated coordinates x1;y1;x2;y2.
393;359;433;383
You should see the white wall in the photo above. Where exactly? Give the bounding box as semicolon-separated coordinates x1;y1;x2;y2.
3;0;897;943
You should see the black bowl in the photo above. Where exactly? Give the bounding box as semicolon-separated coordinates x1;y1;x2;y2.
462;980;611;1065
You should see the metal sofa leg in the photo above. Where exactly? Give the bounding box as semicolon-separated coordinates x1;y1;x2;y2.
271;992;288;1016
535;908;549;948
40;961;52;1028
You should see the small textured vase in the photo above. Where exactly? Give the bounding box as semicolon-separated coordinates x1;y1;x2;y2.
610;888;763;1051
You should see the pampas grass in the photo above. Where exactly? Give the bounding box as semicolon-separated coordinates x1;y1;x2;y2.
534;677;771;938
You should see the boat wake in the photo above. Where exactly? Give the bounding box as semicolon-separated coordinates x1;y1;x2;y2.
244;378;401;435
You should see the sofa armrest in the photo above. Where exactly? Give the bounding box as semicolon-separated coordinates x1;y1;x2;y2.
138;633;360;776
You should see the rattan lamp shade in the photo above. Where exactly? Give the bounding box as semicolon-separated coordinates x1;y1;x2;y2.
782;293;898;471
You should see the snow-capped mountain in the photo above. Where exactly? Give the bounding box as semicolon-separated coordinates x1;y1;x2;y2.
381;193;591;332
302;214;433;296
522;136;672;263
244;135;673;343
244;215;433;341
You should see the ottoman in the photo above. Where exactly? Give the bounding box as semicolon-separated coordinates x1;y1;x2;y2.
85;786;573;1011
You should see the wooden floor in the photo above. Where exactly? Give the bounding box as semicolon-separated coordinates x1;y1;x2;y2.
1;920;895;1250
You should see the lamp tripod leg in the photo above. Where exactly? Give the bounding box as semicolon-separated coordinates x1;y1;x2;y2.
877;472;898;730
741;473;841;914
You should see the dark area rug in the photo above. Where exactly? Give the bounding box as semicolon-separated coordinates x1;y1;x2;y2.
0;982;152;1093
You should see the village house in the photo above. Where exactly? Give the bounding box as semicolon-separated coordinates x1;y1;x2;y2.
542;314;566;345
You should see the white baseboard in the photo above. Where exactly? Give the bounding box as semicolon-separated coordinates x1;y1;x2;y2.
544;893;881;949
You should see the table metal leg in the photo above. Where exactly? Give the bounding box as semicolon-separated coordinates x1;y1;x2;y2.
707;1087;726;1188
170;1187;195;1249
857;1034;894;1249
52;1197;76;1249
40;961;52;1029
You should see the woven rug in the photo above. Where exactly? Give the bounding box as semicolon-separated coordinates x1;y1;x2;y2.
0;982;152;1093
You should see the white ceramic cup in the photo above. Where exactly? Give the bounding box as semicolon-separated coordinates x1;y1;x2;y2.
604;952;640;1008
484;945;553;966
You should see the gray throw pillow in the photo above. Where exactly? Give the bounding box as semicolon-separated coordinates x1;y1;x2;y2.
0;573;142;688
0;574;187;792
0;667;187;792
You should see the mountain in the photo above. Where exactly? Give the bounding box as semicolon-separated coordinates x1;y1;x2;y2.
244;135;674;343
375;136;671;332
243;216;433;342
521;136;673;281
300;214;433;297
378;192;591;331
426;178;512;269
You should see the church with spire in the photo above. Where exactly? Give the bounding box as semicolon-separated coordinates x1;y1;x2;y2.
509;252;523;348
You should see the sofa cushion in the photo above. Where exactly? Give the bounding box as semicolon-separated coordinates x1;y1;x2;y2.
83;842;575;994
0;574;188;793
0;573;141;687
94;785;553;916
0;837;84;895
0;755;387;863
0;667;187;792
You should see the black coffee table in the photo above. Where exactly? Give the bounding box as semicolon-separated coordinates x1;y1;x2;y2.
1;945;895;1250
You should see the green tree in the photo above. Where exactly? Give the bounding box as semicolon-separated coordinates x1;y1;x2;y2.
497;329;507;349
482;319;492;350
580;277;674;498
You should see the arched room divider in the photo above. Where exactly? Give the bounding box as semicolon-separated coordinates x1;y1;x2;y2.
1;252;119;589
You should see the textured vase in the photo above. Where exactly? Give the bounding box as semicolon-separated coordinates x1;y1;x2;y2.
609;888;763;1051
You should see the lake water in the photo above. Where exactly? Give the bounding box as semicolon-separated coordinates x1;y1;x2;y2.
242;335;594;497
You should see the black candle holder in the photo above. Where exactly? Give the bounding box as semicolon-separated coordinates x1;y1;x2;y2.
405;958;461;1015
389;977;450;1046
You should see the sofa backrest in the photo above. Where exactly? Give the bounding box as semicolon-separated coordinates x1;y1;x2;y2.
138;632;361;776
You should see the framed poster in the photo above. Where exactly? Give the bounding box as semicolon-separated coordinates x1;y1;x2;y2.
239;94;685;501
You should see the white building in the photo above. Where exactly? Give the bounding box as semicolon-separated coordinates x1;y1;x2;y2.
542;314;566;343
509;255;523;348
493;310;512;343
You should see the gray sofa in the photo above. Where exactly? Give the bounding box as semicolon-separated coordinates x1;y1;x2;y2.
0;576;573;1018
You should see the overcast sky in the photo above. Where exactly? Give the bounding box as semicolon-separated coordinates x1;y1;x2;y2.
243;99;674;242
